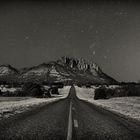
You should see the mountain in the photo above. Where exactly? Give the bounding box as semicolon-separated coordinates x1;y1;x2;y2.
0;65;19;83
0;57;117;85
0;65;19;76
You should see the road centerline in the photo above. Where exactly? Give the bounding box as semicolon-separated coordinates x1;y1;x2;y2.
66;100;72;140
74;119;78;128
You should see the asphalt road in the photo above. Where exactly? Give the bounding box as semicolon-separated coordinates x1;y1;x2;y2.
0;86;140;140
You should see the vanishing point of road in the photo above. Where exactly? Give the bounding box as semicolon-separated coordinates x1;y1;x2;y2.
0;86;140;140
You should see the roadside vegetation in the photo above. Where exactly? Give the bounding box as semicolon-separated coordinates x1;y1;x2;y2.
0;82;64;98
94;84;140;100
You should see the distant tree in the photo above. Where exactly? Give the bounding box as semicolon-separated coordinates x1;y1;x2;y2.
43;88;51;98
50;87;59;95
94;87;107;100
0;90;2;96
22;82;44;97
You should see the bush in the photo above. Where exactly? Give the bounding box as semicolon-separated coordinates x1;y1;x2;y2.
122;85;140;96
113;88;126;97
106;89;114;97
94;87;107;100
50;87;59;95
22;82;44;97
77;83;82;87
14;90;27;97
2;91;11;97
43;89;52;98
94;85;140;100
0;90;2;96
50;82;64;89
85;84;91;88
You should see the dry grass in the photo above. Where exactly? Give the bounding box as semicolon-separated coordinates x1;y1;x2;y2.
0;97;30;102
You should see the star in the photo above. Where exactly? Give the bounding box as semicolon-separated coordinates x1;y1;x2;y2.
56;22;60;25
95;30;99;34
81;30;84;33
25;36;29;40
79;9;83;12
115;10;128;16
104;55;107;59
111;35;115;39
106;49;110;53
33;29;37;33
89;42;96;49
67;35;71;39
89;25;93;30
63;34;68;39
92;51;96;56
59;15;64;19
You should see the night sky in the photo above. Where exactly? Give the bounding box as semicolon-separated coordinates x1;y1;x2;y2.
0;0;140;82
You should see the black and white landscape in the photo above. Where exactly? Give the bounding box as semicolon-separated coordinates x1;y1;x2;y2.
0;0;140;140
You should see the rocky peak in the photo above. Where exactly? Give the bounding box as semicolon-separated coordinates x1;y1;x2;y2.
59;56;102;73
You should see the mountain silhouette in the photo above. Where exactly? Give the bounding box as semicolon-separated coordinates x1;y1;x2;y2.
0;56;117;85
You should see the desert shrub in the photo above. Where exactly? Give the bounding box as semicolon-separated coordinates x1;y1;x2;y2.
122;85;140;96
2;91;11;97
130;86;140;96
94;87;107;100
13;90;27;97
50;87;59;95
50;82;64;89
43;89;52;98
77;83;82;87
85;84;91;88
0;90;2;96
22;82;44;97
106;89;114;98
112;88;126;97
94;85;140;100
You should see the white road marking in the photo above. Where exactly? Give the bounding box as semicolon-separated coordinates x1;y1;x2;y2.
74;119;78;128
66;101;72;140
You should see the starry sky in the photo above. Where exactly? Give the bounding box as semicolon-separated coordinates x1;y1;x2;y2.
0;0;140;82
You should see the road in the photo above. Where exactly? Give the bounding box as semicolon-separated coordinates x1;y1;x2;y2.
0;86;140;140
